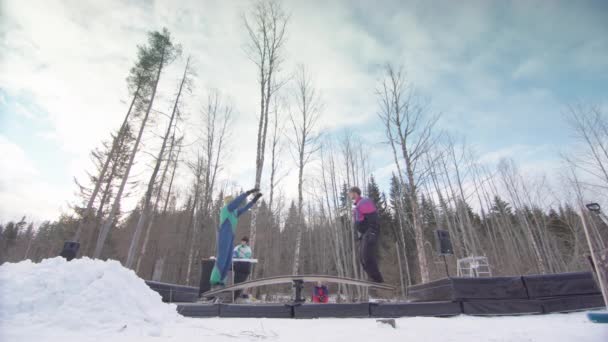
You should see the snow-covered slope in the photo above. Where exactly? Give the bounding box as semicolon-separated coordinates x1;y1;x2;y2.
1;257;606;342
0;257;180;337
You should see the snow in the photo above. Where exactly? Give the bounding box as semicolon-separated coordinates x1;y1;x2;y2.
1;258;607;342
0;257;180;337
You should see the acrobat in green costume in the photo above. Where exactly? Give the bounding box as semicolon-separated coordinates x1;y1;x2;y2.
209;189;261;286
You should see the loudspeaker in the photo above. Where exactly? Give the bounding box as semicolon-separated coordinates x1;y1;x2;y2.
199;258;215;296
434;229;453;255
59;241;80;261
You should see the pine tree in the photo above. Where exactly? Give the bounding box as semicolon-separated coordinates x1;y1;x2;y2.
547;208;575;257
367;175;394;266
95;28;181;259
491;196;513;216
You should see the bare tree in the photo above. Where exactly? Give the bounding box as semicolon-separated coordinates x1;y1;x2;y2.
162;136;183;215
268;97;287;214
201;90;233;218
135;117;180;274
498;159;547;273
376;64;440;283
243;0;289;250
126;56;192;268
184;90;233;283
565;104;608;192
288;65;322;275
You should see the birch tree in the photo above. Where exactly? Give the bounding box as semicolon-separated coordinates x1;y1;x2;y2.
243;0;289;249
289;65;322;275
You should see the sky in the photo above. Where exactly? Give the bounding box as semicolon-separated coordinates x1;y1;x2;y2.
0;0;607;223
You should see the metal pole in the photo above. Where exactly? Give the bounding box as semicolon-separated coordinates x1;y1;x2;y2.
231;259;235;303
293;280;305;303
442;255;450;278
580;206;608;310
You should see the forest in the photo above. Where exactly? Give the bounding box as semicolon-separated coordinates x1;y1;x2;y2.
1;0;607;300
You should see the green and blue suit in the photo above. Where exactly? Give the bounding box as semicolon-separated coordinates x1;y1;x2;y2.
210;192;259;285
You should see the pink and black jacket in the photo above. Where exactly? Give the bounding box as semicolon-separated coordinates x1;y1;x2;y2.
353;197;380;234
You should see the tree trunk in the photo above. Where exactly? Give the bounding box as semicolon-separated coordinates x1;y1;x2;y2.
162;140;182;215
125;58;189;269
74;84;140;242
135;127;177;274
94;46;167;259
292;154;305;274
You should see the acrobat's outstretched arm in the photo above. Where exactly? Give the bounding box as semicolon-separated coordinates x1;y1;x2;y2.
227;188;259;211
237;193;263;217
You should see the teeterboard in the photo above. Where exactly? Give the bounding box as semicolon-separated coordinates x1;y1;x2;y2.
202;274;395;297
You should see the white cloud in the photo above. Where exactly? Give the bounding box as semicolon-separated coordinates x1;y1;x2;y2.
0;0;605;221
0;135;71;222
512;58;544;80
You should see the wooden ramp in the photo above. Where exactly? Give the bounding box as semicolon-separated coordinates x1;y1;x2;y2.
202;274;395;302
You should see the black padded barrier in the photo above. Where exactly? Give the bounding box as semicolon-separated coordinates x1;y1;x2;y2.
177;303;220;317
219;304;293;318
147;271;607;318
408;277;528;302
541;294;605;313
407;278;453;302
370;301;462;318
522;272;600;299
450;277;528;300
146;280;199;303
462;299;543;316
293;303;370;319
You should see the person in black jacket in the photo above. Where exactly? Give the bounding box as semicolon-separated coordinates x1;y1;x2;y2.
349;186;384;283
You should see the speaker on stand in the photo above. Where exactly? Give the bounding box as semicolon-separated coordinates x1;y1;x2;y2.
59;241;80;261
434;229;454;278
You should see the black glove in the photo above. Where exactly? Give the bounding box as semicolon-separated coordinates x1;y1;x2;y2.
245;188;260;195
252;193;263;202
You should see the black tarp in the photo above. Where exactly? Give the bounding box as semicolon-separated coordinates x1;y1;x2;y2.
177;304;220;317
541;294;605;313
451;277;529;300
408;277;528;302
407;278;453;302
462;299;543;316
219;304;293;318
146;281;199;303
293;303;370;319
370;302;461;318
522;272;600;299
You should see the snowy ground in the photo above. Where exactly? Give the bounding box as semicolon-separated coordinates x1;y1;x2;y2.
1;258;607;342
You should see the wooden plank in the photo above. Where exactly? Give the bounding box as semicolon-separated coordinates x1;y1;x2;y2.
202;274;395;297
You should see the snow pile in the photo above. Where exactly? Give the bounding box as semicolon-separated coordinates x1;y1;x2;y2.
1;257;606;342
0;257;180;337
